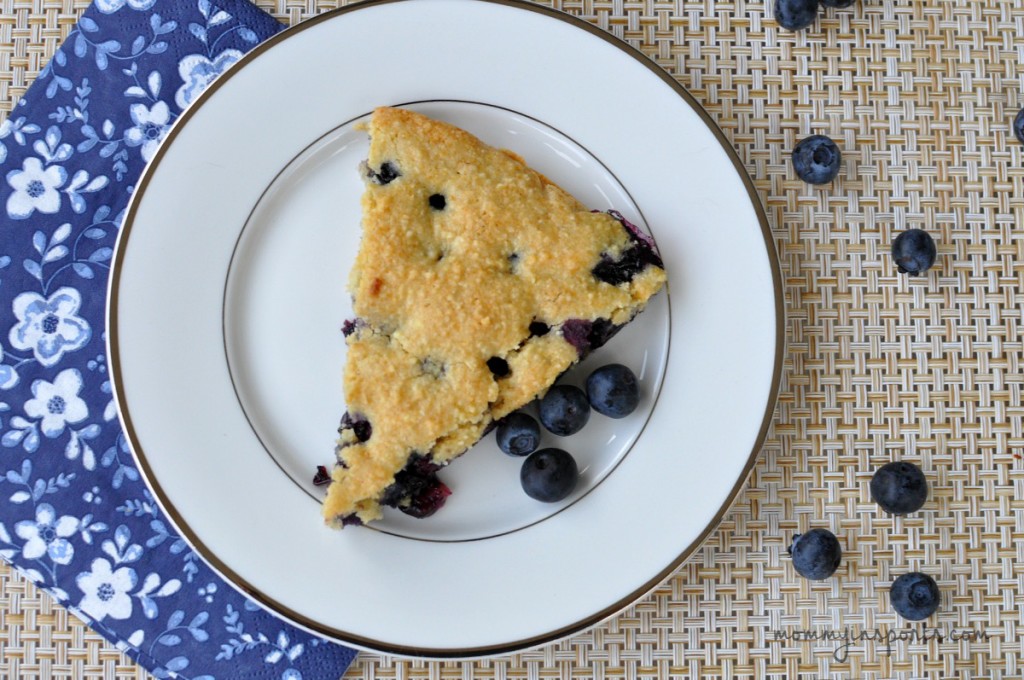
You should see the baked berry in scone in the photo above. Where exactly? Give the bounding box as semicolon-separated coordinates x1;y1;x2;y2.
323;106;667;527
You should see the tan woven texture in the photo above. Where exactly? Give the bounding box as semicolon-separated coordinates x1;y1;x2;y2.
3;0;1024;678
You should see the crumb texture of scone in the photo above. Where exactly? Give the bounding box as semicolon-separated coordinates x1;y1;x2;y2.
324;106;667;527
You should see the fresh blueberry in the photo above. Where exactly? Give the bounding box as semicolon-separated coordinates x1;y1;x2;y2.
496;412;541;457
870;461;928;514
791;134;841;184
820;0;854;6
787;528;842;580
520;448;578;502
1015;107;1024;146
586;364;640;418
538;384;591;436
890;572;940;621
774;0;819;31
891;229;937;276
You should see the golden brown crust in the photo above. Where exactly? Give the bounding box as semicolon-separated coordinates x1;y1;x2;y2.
323;107;667;526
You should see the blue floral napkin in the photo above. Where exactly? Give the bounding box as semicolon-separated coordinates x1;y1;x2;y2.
0;1;358;678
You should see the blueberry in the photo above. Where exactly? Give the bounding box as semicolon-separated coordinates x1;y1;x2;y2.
339;411;372;443
367;161;400;185
891;229;937;276
586;364;640;418
538;384;591;436
561;318;622;356
787;528;842;580
889;572;940;621
1015;107;1024;146
496;412;541;457
870;461;928;514
592;245;662;286
820;0;854;6
791;134;841;184
591;214;663;287
528;320;550;337
774;0;819;31
380;453;451;518
520;448;578;502
486;356;510;379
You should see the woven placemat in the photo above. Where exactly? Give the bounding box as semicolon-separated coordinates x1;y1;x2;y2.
3;0;1023;678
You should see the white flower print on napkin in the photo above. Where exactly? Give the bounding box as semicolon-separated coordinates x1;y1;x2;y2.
175;49;242;110
6;156;67;219
123;101;171;162
9;287;91;367
24;368;89;438
15;502;79;564
76;557;137;621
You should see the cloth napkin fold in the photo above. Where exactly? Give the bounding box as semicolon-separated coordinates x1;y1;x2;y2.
0;1;358;677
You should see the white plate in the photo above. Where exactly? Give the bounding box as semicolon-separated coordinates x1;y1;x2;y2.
108;0;782;658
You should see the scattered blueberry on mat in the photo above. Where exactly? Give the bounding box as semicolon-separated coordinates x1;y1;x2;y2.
1014;107;1024;145
788;528;842;580
871;461;928;514
586;364;640;418
496;412;542;457
891;228;937;276
539;384;591;436
774;0;819;31
520;448;579;502
890;572;941;621
791;134;842;184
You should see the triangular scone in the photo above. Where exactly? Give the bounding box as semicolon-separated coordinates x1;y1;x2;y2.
324;107;667;527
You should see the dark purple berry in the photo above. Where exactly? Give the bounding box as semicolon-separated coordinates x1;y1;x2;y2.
891;229;937;276
788;528;842;580
520;448;578;502
496;412;541;457
313;465;331;486
486;356;511;379
870;461;928;514
586;364;640;418
380;454;449;518
528;320;550;337
367;161;399;185
403;478;451;518
339;412;372;443
774;0;819;31
561;318;622;356
1014;107;1024;145
538;384;590;436
791;134;841;184
820;0;854;6
890;572;940;621
591;212;663;286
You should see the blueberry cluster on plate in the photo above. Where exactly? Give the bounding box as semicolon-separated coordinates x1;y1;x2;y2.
496;363;641;503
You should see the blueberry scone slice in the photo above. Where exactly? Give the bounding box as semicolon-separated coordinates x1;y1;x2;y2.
324;106;667;527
